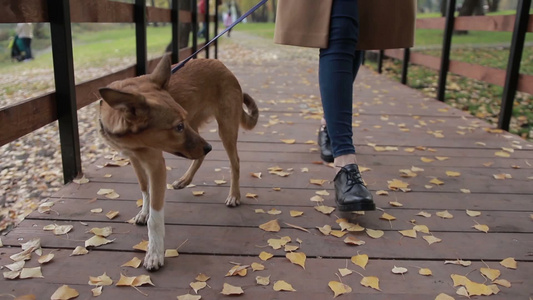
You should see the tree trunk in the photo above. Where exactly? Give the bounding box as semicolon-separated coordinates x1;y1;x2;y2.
487;0;500;12
178;0;192;49
440;0;447;17
456;0;485;35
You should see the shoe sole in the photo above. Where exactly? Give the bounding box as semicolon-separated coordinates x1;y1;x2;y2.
337;202;376;212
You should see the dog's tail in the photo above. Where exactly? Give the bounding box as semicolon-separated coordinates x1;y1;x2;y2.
241;93;259;130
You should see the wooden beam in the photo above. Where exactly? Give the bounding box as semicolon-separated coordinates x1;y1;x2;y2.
0;0;47;23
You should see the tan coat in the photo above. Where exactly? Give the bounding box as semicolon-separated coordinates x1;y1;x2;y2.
274;0;417;50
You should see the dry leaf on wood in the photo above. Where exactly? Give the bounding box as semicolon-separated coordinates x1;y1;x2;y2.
273;280;296;292
418;268;432;276
399;229;417;239
436;210;454;219
37;253;54;264
473;223;489;233
85;236;114;248
259;251;274;261
423;235;442;245
360;276;380;291
445;260;471;267
314;205;335;215
499;257;517;269
344;236;366;246
480;267;500;281
121;257;142;268
88;272;113;286
256;275;270;286
19;267;43;279
328;281;352;298
286;252;306;269
466;210;481;217
366;229;384;239
259;219;281;232
71;246;89;256
177;294;201;300
133;240;148;251
435;293;455;300
51;285;79;300
221;283;244;295
392;266;408;274
89;226;112;237
351;254;369;269
190;281;207;294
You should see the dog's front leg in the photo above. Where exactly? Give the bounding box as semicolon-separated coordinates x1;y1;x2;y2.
142;152;167;271
130;156;150;225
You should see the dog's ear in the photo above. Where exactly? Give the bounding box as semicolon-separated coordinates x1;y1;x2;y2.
99;87;149;120
150;54;171;89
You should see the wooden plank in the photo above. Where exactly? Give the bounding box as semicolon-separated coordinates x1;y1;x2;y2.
0;0;48;23
0;93;56;147
51;182;533;212
517;73;533;94
416;17;445;30
449;60;506;88
69;0;134;23
3;220;531;261
0;248;530;299
409;52;441;71
454;15;517;32
27;198;533;233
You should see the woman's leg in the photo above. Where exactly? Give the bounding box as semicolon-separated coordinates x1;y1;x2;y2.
319;0;374;211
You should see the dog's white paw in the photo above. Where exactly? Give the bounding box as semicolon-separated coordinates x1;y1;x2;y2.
143;250;164;271
225;195;241;207
133;210;149;225
172;177;192;189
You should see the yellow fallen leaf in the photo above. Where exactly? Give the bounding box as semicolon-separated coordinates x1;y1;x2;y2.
436;210;453;219
116;274;136;286
3;271;20;279
430;178;444;185
5;261;24;272
446;171;461;177
88;272;113;286
330;230;347;238
473;224;489;233
446;260;471;267
499;257;517;269
165;249;179;257
226;265;249;277
70;246;89;256
423;235;442;245
380;213;396;221
132;240;148;251
195;273;210;282
221;283;244;295
289;210;304;217
419;268;432;276
366;229;384;239
192;191;205;196
391;266;408;274
316;190;330;196
360;276;380;291
310;179;328;186
91;286;102;297
91;208;103;213
273;280;296;292
259;251;274;261
89;226;113;237
37;253;54;264
456;286;469;297
251;262;265;271
387;179;409;190
494;151;510;157
493;173;512;180
256;275;270;286
314;205;335;215
376;190;389;196
351;254;369;269
19;267;43;279
51;285;79;300
245;193;257;198
105;210;119;220
389;201;403;207
85;236;114;248
460;188;471;193
53;225;73;236
451;274;471;287
73;176;89;184
177;294;201;300
417;211;432;218
465;280;494;296
480;267;500;281
421;157;435;163
281;139;296;144
132;275;154;287
214;179;227;185
466;209;481;217
310;195;324;202
413;225;430;234
284;222;310;233
267;208;282;215
286;252;306;269
493;279;511;288
435;293;455;300
121;257;142;268
190;281;207;293
328;281;352;298
435;156;449;161
317;224;332;236
251;172;262;179
344;236;365;246
338;268;353;277
399;229;417;239
259;219;281;232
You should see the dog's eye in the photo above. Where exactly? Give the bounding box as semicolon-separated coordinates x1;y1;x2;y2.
175;123;185;132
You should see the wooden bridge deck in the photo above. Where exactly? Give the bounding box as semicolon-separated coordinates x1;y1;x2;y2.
1;55;532;299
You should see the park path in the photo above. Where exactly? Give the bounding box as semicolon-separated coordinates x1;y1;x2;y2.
0;32;532;299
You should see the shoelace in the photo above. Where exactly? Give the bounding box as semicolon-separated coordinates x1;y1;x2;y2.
344;168;364;185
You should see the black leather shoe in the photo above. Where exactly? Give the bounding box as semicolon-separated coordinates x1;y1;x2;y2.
318;125;334;163
334;164;375;211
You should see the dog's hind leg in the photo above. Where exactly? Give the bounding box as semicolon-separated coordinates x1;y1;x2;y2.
218;122;241;207
130;156;150;225
171;156;205;189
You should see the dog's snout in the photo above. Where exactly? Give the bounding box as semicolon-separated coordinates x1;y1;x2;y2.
203;143;212;155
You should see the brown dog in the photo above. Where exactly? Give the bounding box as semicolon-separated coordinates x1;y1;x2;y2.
98;55;258;270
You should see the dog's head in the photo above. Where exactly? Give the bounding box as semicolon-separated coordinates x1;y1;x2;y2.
99;55;211;159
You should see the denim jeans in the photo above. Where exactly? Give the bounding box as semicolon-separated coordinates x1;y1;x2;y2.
319;0;362;158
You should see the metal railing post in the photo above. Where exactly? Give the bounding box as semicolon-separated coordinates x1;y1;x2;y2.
214;0;219;59
437;0;456;102
377;50;384;74
192;0;198;58
205;0;210;58
498;0;531;131
401;48;410;85
47;0;82;183
171;0;180;64
135;0;147;75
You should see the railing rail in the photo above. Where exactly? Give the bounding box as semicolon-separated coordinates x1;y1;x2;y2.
0;0;219;183
372;0;532;131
